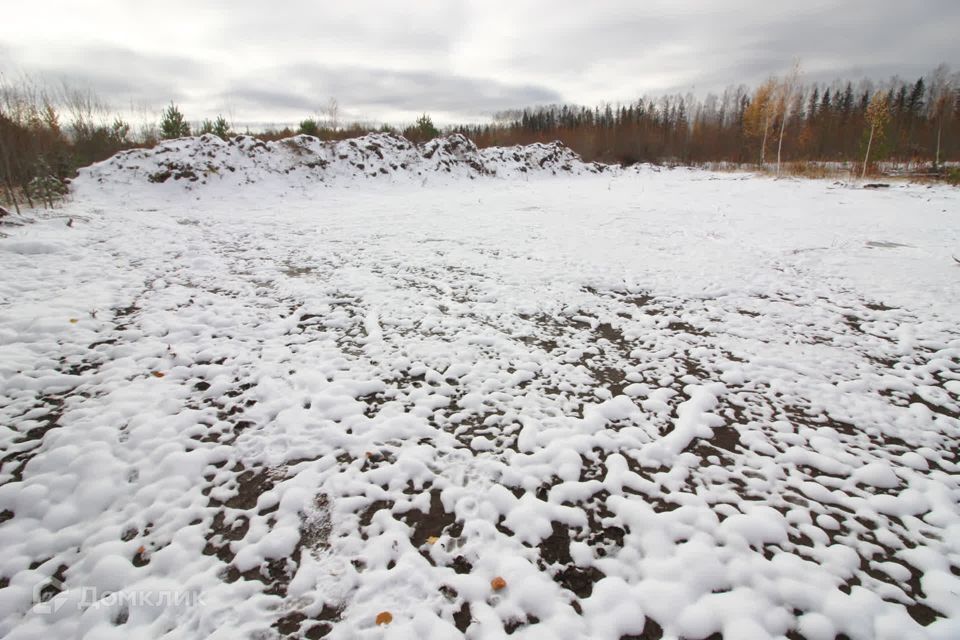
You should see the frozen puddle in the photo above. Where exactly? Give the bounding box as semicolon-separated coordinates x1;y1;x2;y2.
0;171;959;639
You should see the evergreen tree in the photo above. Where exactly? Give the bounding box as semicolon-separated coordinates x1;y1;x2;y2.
414;114;439;139
807;87;819;123
160;102;190;139
212;115;231;139
906;78;927;153
819;89;832;117
110;117;130;145
298;118;319;136
907;78;926;118
840;83;854;122
818;89;832;155
894;85;908;116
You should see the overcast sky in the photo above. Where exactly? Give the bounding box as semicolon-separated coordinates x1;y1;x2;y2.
1;1;957;126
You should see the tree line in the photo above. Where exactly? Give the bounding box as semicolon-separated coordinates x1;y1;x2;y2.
0;83;237;213
457;65;959;174
2;65;958;211
0;76;449;213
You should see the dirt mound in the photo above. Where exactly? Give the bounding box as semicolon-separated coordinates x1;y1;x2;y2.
77;133;608;191
479;141;607;177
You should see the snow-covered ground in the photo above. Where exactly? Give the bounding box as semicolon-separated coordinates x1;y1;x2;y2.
1;140;959;639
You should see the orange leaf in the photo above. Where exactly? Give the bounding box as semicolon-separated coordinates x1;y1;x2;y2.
491;576;507;591
137;546;146;554
427;536;440;545
375;611;393;625
151;371;165;378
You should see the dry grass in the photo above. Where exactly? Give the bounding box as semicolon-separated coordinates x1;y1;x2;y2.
695;160;959;185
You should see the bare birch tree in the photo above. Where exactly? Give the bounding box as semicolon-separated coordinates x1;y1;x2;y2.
325;97;339;132
775;62;801;177
862;92;890;179
928;65;953;169
744;78;777;166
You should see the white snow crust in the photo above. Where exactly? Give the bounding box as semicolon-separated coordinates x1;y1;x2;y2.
1;135;959;639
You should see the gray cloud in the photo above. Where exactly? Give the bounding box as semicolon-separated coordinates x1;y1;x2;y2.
0;1;957;124
289;65;558;110
487;1;959;91
226;87;318;114
210;1;468;57
217;65;562;124
0;43;209;109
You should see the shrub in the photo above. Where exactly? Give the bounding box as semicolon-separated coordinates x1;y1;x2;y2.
298;118;319;137
212;115;231;139
946;168;960;187
403;114;440;143
110;117;131;145
27;158;68;207
160;102;190;139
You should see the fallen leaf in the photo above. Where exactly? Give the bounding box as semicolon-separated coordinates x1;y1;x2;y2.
426;536;440;545
151;371;165;378
69;318;78;324
491;576;507;591
375;611;393;625
137;546;146;554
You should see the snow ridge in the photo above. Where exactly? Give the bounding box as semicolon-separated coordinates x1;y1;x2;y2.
78;133;608;191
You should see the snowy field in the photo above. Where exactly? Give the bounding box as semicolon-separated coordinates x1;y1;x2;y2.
1;140;960;639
